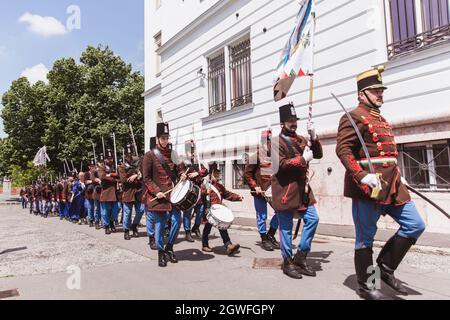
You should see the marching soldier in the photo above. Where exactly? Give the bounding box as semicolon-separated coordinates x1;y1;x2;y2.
180;139;209;242
98;149;120;234
146;136;158;250
336;66;426;300
271;103;322;279
244;129;280;251
92;155;103;229
26;184;33;213
85;160;96;227
142;123;184;267
119;144;144;240
201;164;242;255
63;174;74;220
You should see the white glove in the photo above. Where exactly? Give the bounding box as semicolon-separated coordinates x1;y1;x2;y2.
302;147;314;163
307;120;317;141
361;174;382;190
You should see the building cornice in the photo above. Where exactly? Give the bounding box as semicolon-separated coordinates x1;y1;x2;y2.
156;0;229;56
142;83;161;98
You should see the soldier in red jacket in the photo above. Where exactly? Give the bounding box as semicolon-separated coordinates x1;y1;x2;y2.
271;103;322;279
201;163;242;256
336;67;425;300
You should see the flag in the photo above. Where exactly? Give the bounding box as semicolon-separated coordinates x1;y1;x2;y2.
274;0;316;102
33;146;51;167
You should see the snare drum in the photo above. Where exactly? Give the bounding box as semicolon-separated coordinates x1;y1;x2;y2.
206;204;234;230
170;180;201;211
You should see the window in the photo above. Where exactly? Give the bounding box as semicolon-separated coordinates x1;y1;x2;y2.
206;35;253;115
229;39;253;109
154;32;162;77
399;140;450;191
208;51;226;115
386;0;450;59
232;160;249;190
155;0;161;10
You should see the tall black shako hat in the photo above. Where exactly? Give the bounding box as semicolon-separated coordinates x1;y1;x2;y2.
357;65;387;92
106;149;113;159
126;144;134;156
97;153;105;162
279;103;299;123
149;136;157;150
185;139;195;153
156;122;169;138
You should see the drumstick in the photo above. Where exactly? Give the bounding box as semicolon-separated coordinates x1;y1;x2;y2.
148;169;190;203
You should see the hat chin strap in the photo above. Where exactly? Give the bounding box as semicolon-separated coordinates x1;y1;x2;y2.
363;90;380;109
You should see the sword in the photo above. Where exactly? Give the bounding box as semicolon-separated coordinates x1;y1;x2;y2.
332;93;450;220
331;93;381;199
129;124;139;157
92;143;97;165
293;218;302;240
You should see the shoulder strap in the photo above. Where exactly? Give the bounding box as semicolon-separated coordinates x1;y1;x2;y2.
153;148;178;184
281;134;299;157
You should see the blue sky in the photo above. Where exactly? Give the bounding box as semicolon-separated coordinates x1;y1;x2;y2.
0;0;144;138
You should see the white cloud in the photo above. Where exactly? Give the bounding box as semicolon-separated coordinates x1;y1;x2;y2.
21;63;49;84
18;12;67;37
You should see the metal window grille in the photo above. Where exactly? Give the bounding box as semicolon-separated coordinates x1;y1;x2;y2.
387;0;450;59
229;39;253;109
208;52;227;115
232;160;249;190
399;141;450;191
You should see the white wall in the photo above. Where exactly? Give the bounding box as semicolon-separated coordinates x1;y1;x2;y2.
145;0;450;233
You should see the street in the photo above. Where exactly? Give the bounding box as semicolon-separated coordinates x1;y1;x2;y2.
1;205;450;300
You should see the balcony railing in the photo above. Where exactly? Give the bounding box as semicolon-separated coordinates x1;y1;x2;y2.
387;23;450;59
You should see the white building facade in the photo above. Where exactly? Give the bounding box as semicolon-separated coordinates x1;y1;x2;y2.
144;0;450;234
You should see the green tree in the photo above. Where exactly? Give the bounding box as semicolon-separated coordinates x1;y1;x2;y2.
1;44;144;177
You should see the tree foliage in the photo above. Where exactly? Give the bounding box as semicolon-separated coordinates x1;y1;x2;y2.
0;45;144;177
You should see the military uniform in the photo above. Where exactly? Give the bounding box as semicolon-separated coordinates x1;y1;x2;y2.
201;164;241;255
335;66;425;299
271;103;322;279
98;150;119;234
119;144;144;240
179;140;209;242
244;130;280;251
142;123;182;267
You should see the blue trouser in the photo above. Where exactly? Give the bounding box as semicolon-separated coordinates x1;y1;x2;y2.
202;223;231;247
33;200;40;214
112;202;120;222
276;206;320;259
87;199;95;222
123;202;145;231
183;204;207;231
101;202;116;228
93;200;101;224
254;197;279;235
352;199;426;250
58;201;65;219
153;209;181;251
146;208;155;237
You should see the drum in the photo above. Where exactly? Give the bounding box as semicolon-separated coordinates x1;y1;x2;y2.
206;204;234;230
170;180;201;211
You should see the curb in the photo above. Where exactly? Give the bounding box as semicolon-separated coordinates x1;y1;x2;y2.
228;224;450;256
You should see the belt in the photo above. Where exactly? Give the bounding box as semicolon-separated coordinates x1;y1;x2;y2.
358;157;397;166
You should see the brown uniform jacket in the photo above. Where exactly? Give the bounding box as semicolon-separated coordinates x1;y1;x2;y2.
97;164;118;202
271;131;323;212
201;180;241;205
244;147;272;196
336;103;410;205
142;146;181;211
118;162;141;203
64;181;72;202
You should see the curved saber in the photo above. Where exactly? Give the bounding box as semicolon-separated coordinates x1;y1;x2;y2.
331;93;450;220
406;185;450;220
331;93;381;199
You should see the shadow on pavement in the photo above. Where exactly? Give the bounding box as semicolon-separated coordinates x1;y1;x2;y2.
176;248;215;261
343;274;422;300
308;251;333;272
0;247;28;255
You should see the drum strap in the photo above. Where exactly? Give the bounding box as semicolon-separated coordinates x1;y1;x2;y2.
204;181;222;202
153;149;178;184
